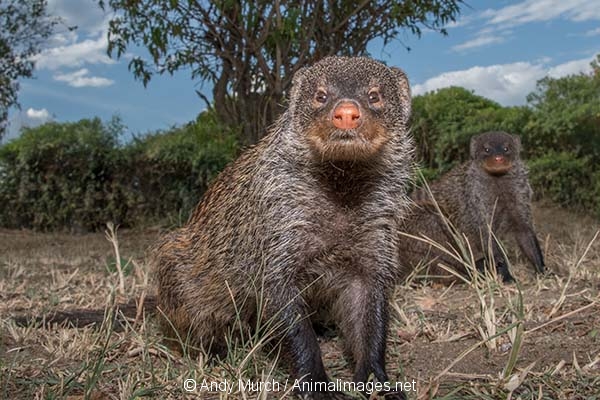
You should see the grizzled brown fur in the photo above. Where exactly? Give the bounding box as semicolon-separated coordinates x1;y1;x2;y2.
153;56;413;399
399;131;545;283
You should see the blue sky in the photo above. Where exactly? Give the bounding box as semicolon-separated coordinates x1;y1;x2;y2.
5;0;600;142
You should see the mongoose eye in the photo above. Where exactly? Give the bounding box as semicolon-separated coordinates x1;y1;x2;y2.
315;90;328;104
368;90;381;104
503;147;509;153
484;147;491;153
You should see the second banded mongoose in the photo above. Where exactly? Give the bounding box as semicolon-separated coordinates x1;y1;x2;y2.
399;131;545;283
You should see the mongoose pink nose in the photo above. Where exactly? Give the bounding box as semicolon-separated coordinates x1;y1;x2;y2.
332;102;361;130
494;155;505;163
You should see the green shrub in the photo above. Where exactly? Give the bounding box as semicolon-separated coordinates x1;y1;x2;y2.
3;62;600;230
527;151;599;215
124;112;238;225
0;112;239;230
0;117;125;230
525;72;600;162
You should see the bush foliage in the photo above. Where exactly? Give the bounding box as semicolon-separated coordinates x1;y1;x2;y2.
527;152;598;214
0;113;237;230
0;118;124;230
124;112;238;226
0;56;598;230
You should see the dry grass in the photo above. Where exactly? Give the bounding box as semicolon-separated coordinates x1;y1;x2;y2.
1;202;600;399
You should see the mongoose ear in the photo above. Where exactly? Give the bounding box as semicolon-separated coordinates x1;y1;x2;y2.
289;66;308;111
390;66;412;122
291;66;308;88
469;135;478;159
512;134;522;154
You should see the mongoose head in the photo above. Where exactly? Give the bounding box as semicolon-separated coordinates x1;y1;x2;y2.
470;131;522;175
288;56;411;162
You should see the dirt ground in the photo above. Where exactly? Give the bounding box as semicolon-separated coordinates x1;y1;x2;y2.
1;202;599;399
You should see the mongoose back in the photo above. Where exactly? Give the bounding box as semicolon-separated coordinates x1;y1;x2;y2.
154;56;413;399
399;131;545;283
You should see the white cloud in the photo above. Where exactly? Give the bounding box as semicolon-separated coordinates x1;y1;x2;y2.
547;57;593;77
46;30;79;47
26;108;51;121
32;1;115;71
454;1;600;52
47;0;108;37
413;62;544;105
481;0;600;28
584;27;600;36
451;35;506;52
34;36;115;70
443;14;476;29
413;55;597;106
53;68;114;88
